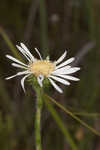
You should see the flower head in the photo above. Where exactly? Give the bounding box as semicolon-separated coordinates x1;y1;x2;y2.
5;43;80;93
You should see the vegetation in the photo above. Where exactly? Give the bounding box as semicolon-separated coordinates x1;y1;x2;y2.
0;0;100;149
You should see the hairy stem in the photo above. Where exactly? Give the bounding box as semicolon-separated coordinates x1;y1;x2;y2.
35;88;43;150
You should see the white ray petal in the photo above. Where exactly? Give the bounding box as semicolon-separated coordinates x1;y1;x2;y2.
6;55;28;67
62;67;80;74
49;75;70;85
35;48;43;60
52;66;71;75
16;45;31;62
53;66;80;75
11;63;28;69
56;50;67;64
53;74;80;81
46;56;50;60
37;75;44;87
5;70;30;80
5;74;19;80
56;57;75;69
21;74;31;92
48;78;63;93
20;43;35;61
62;75;80;81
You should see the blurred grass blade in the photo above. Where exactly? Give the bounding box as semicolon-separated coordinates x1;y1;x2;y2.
0;27;22;61
44;93;100;136
39;0;49;57
66;106;100;118
0;77;10;101
73;112;100;118
43;95;78;150
0;77;11;111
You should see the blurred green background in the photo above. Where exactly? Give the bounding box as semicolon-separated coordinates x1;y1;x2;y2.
0;0;100;149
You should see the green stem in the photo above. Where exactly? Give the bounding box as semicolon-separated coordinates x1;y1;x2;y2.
35;88;43;150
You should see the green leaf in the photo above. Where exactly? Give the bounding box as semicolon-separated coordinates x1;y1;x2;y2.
43;94;78;150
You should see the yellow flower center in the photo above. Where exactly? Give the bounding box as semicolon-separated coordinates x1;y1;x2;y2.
29;60;55;77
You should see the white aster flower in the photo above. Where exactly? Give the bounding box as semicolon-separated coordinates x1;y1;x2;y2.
5;43;80;93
